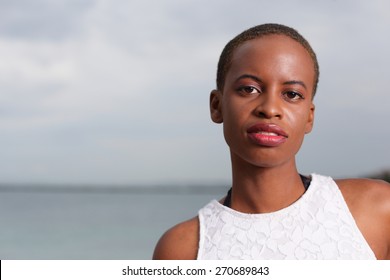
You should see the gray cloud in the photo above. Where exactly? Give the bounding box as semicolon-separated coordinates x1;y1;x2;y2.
0;0;95;40
0;0;389;185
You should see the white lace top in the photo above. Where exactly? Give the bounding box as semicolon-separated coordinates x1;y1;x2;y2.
197;174;376;260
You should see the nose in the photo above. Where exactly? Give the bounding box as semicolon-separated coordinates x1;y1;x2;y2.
253;91;282;119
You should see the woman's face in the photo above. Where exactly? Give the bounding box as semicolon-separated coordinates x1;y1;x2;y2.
210;34;316;169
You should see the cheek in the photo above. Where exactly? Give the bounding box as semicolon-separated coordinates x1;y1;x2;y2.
284;109;311;136
222;101;247;145
222;97;245;126
283;109;310;156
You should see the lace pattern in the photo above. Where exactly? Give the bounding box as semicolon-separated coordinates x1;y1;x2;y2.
197;174;376;260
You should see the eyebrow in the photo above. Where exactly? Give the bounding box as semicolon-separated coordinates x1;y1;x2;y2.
235;74;307;89
283;80;307;89
235;74;263;84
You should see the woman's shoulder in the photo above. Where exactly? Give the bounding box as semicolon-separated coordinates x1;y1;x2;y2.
335;177;390;259
335;177;390;207
152;216;199;260
335;177;390;228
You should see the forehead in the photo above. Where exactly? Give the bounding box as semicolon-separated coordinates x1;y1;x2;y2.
227;35;315;88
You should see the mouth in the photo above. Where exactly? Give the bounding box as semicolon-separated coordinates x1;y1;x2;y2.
247;123;288;147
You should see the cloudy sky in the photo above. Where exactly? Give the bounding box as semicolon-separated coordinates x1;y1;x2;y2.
1;0;389;186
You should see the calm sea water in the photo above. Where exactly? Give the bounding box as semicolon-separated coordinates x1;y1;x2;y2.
0;186;226;259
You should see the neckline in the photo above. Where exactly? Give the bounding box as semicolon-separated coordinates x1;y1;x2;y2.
223;173;311;208
214;173;318;218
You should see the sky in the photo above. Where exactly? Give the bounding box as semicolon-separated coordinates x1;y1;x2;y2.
0;0;389;186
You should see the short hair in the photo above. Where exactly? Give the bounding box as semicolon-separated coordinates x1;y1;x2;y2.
216;23;320;97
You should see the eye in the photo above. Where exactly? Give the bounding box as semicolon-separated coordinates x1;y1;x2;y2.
237;86;261;96
283;91;304;101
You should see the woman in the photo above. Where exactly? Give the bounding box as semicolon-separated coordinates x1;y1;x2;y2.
153;23;390;260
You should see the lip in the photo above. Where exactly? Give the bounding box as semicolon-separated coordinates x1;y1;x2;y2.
247;123;288;147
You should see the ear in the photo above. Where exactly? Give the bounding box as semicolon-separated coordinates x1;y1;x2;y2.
305;103;315;134
210;90;223;123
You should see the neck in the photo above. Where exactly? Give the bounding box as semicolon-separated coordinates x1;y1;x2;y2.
229;154;306;214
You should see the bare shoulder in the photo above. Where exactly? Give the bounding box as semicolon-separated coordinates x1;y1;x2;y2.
336;177;390;210
152;216;199;260
336;177;390;259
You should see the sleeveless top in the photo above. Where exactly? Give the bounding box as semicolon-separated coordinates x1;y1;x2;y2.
197;174;376;260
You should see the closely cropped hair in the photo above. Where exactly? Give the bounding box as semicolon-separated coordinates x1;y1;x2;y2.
216;23;320;97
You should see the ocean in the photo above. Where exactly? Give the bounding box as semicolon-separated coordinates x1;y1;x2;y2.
0;185;226;259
